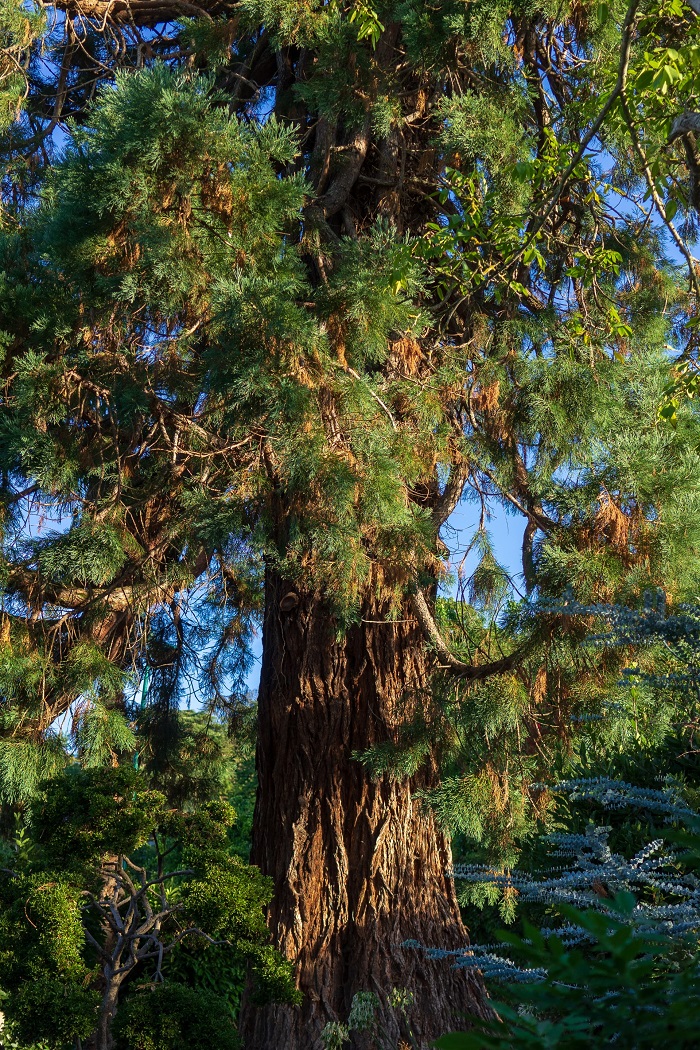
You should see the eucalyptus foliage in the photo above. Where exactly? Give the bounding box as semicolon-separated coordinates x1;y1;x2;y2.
431;797;700;1049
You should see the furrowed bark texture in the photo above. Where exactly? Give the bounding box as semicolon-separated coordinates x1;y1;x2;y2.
240;572;488;1049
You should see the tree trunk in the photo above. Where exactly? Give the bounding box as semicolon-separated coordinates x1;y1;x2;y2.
240;570;489;1049
95;971;122;1050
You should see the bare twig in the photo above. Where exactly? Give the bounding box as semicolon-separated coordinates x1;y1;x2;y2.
621;94;700;304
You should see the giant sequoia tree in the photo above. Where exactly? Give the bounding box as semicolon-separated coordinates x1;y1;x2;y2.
2;0;700;1045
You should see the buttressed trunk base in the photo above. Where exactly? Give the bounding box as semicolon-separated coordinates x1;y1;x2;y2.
240;572;488;1049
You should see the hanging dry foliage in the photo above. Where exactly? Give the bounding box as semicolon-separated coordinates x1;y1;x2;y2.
387;336;424;377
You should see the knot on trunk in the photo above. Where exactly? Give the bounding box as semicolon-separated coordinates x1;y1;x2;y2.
279;591;299;612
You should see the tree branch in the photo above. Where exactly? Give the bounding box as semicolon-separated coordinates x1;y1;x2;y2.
83;926;112;962
510;0;640;270
409;588;531;679
623;98;700;303
42;0;234;27
432;460;470;529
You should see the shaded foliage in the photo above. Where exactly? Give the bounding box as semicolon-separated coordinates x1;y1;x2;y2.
0;765;297;1050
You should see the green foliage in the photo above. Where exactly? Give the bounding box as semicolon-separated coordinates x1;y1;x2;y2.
0;868;99;1048
139;710;239;808
0;764;296;1047
321;988;417;1049
177;814;301;1003
659;360;700;424
431;597;700;1045
0;0;44;134
30;765;164;868
3;0;700;765
436;91;530;211
34;520;129;587
75;701;136;767
6;977;99;1049
445;599;700;930
163;941;247;1021
227;747;257;861
434;892;700;1049
113;984;241;1050
365;338;700;863
348;0;385;48
0;736;66;806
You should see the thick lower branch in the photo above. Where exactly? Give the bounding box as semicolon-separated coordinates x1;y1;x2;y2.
409;588;530;679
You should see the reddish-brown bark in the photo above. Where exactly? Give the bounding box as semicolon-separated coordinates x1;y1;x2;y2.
239;572;489;1049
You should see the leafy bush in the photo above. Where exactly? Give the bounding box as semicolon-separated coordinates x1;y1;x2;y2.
113;984;240;1050
434;892;700;1049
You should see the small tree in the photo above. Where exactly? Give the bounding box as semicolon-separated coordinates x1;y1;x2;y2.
0;765;298;1050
